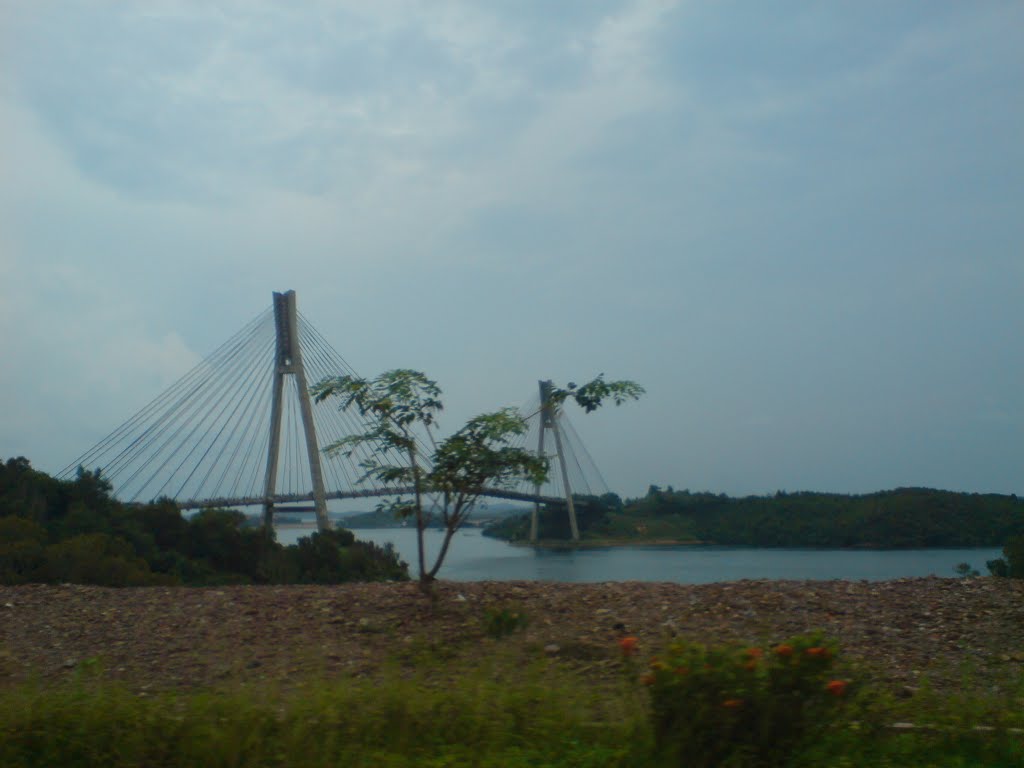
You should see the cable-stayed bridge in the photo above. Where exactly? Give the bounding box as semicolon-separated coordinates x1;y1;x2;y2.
58;292;612;541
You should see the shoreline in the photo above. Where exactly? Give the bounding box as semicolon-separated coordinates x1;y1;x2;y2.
494;535;1006;552
507;537;705;549
278;524;1008;556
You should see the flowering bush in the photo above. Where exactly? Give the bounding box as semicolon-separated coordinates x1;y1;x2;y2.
618;636;640;657
639;632;849;767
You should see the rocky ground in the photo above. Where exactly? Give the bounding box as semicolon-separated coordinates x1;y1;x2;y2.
2;577;1022;696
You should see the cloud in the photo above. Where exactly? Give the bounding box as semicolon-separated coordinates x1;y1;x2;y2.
0;0;1021;497
0;92;202;469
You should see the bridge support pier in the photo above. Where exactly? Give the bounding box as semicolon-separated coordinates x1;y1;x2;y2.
530;380;579;543
262;290;330;532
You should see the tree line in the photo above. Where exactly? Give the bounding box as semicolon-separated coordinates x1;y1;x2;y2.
0;457;408;587
486;485;1024;550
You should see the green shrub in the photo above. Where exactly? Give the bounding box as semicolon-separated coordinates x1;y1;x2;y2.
987;534;1024;578
641;633;850;767
483;604;529;638
953;562;979;578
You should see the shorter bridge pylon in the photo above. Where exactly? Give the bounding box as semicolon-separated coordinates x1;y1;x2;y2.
530;380;579;543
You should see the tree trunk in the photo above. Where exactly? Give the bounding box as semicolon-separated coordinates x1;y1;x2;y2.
417;571;436;595
428;526;457;581
407;444;426;583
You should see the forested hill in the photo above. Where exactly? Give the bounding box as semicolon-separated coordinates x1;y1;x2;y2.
0;457;408;586
485;487;1024;548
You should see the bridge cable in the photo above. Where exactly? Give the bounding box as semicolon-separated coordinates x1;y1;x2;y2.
220;344;275;501
298;316;430;483
561;414;610;497
55;308;271;480
296;323;363;493
144;313;271;500
106;310;269;487
298;321;396;494
197;331;276;501
60;309;271;483
118;314;270;501
102;312;269;497
156;324;273;500
170;329;277;501
564;416;593;497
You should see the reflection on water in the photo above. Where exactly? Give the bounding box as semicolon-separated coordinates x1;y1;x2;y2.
275;526;1002;583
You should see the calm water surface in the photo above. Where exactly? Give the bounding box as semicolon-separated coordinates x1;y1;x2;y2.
276;526;1000;583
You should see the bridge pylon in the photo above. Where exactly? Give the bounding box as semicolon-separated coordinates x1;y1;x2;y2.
262;290;330;532
529;380;579;543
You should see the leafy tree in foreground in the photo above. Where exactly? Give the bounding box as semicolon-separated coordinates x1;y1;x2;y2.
312;370;642;590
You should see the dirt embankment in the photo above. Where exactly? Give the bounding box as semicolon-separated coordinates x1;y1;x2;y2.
2;577;1022;695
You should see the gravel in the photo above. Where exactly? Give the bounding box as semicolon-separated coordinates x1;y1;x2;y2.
2;577;1022;695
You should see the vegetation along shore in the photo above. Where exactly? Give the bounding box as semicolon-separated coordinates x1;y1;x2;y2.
485;485;1024;549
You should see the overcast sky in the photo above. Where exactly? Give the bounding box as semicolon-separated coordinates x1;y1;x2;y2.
1;1;1021;500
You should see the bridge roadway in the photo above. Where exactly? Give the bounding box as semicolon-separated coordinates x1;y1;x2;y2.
175;486;565;511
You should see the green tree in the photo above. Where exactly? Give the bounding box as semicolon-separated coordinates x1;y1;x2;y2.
133;498;189;551
44;533;164;587
0;516;48;584
599;492;624;514
987;535;1024;578
185;508;280;583
529;495;615;540
0;456;55;522
291;529;407;583
313;370;642;590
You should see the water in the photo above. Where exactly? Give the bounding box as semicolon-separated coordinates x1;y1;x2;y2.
275;526;1001;583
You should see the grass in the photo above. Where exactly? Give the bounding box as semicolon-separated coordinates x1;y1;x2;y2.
795;677;1024;768
1;657;647;768
1;652;1021;767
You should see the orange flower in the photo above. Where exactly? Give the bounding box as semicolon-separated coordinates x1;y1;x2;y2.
639;672;656;686
826;679;848;696
805;647;831;659
674;666;689;676
619;636;639;656
742;660;758;671
774;644;794;657
743;647;763;659
722;698;744;709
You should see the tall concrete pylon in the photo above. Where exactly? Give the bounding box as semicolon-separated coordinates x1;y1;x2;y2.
262;290;330;531
529;379;580;543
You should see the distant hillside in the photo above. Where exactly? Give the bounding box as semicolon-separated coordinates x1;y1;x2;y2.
484;487;1024;548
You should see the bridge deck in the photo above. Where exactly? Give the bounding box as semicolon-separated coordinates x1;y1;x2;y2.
175;487;565;511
